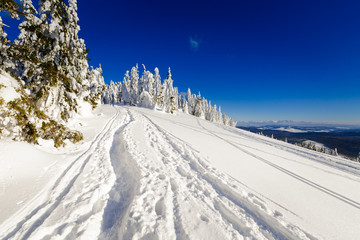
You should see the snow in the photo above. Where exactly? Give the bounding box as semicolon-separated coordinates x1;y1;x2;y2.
0;71;21;103
1;105;360;240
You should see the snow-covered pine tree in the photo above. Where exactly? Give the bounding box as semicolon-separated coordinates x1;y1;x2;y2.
210;104;217;122
0;0;24;70
0;0;23;19
139;64;155;98
187;88;195;115
182;98;189;114
0;16;10;70
194;92;205;118
204;100;210;120
217;106;223;123
102;65;237;127
163;67;174;113
222;113;229;125
120;71;131;104
130;64;139;105
153;67;162;106
169;87;179;113
0;0;105;147
12;0;42;86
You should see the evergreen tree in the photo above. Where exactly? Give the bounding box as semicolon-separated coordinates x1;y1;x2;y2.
194;92;205;118
187;88;194;115
182;99;189;114
0;16;10;69
217;106;223;123
130;64;139;105
153;67;162;106
164;67;174;113
210;104;217;122
0;0;24;70
13;0;41;84
121;71;131;104
101;65;237;128
0;0;23;19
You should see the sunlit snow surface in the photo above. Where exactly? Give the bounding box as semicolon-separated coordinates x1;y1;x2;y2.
1;105;360;240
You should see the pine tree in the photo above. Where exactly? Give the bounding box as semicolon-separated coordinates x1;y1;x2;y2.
121;71;131;104
13;0;41;84
130;64;139;105
210;104;216;122
0;0;24;70
187;88;195;115
182;98;189;114
163;67;174;113
169;87;178;113
194;92;205;118
0;16;10;70
153;67;162;106
0;0;23;19
217;106;223;123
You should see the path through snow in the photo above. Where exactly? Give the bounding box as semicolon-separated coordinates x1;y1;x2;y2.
1;105;360;240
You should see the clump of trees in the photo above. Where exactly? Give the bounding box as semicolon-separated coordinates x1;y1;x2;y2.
0;0;104;146
102;65;237;127
295;140;338;156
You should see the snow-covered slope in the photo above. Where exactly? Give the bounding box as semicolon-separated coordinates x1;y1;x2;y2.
1;105;360;240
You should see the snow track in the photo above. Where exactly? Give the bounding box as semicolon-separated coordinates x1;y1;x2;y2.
1;107;130;239
196;120;360;210
215;123;360;178
1;105;359;240
115;109;312;240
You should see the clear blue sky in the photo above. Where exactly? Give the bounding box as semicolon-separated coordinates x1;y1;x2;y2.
3;0;360;122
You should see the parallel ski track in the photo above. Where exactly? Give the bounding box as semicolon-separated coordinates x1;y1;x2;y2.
139;111;360;181
1;107;121;240
138;111;306;240
216;123;360;177
197;119;360;210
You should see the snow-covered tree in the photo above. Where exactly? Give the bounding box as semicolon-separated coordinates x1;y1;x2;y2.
130;64;139;105
182;97;189;114
0;16;10;70
0;0;103;147
187;88;195;115
121;71;130;104
101;65;237;128
194;92;205;118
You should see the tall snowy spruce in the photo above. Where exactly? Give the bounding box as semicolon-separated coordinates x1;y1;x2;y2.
0;0;104;147
102;65;237;127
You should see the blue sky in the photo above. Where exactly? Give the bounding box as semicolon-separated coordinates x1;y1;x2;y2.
3;0;360;122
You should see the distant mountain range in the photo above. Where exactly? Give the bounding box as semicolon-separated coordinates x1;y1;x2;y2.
237;120;360;130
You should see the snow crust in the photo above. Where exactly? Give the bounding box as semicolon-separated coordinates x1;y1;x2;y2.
1;105;360;240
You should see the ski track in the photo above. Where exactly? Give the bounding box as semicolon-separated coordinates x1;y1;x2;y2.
215;123;360;177
196;119;360;210
4;106;351;239
129;109;313;240
1;107;130;240
139;111;360;181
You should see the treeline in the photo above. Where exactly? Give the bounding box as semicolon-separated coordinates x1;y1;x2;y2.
102;65;237;127
0;0;104;146
295;140;338;156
